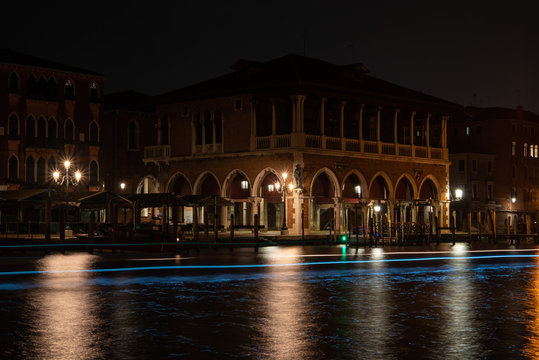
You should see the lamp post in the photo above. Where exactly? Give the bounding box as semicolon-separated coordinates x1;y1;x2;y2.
275;172;292;234
53;160;82;231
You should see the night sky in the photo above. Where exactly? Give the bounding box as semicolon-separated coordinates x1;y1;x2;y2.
4;1;539;112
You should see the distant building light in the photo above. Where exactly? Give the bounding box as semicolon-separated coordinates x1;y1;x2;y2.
354;185;361;196
466;126;470;135
374;205;381;212
511;197;516;204
455;189;463;200
268;184;274;192
240;180;248;190
120;182;126;190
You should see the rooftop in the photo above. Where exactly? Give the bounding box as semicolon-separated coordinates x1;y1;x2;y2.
0;48;104;77
158;54;460;110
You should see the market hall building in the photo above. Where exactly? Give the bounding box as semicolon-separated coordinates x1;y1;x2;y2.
116;54;460;236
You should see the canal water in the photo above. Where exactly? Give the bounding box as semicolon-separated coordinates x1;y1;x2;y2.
1;244;539;359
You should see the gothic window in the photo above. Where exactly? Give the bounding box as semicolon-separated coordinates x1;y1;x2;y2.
8;155;18;180
64;79;75;99
128;120;138;150
89;160;98;184
89;121;99;145
65;119;74;143
8;114;19;138
89;82;99;102
9;72;19;92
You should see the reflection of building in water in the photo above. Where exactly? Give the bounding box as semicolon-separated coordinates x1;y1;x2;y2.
105;54;460;235
525;257;539;356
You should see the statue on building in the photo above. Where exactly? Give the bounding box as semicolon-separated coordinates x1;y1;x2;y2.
294;164;303;189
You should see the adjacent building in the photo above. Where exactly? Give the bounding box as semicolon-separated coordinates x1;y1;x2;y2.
0;49;105;191
448;106;539;232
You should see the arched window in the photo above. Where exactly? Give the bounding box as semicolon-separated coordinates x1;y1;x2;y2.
8;114;19;138
128;120;138;150
27;75;38;97
47;78;58;99
195;113;202;146
37;116;46;146
64;79;75;100
9;72;19;92
160;116;169;145
37;76;47;98
48;118;57;147
65;118;74;143
89;121;99;145
89;82;99;102
204;112;212;145
89;160;98;184
8;155;18;180
25;156;35;183
48;157;56;176
215;110;222;144
26;116;35;138
37;157;46;184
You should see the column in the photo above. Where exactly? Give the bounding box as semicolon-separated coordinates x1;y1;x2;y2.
359;104;364;151
212;112;216;153
340;101;346;150
320;98;326;136
250;101;256;151
410;112;415;146
394;109;399;144
333;198;342;234
377;106;382;154
426;113;431;147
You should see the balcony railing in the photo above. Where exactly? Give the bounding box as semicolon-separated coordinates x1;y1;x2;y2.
363;140;378;154
415;146;428;158
143;145;171;164
252;134;447;160
306;135;321;148
274;135;290;148
325;136;341;150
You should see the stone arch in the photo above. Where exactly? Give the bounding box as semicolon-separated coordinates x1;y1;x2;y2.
341;169;369;199
193;171;221;195
394;173;418;200
166;171;192;196
136;174;160;194
222;169;252;198
368;171;394;199
310;167;341;198
418;175;441;201
252;167;285;197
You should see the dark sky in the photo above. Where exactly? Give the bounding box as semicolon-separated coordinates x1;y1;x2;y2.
4;1;539;112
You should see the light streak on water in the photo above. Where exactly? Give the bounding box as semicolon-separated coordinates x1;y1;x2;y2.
0;253;538;276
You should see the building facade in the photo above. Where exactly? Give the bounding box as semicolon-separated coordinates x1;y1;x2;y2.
110;55;460;235
0;49;105;191
448;106;539;232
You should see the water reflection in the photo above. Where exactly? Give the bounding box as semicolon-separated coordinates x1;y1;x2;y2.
256;247;313;359
439;248;480;358
28;254;103;360
524;256;539;357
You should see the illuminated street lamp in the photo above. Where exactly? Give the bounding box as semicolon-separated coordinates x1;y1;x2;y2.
511;197;516;204
120;182;126;190
455;188;463;201
53;159;82;230
275;172;290;233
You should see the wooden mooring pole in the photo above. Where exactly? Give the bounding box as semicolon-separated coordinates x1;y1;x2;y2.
254;214;259;253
